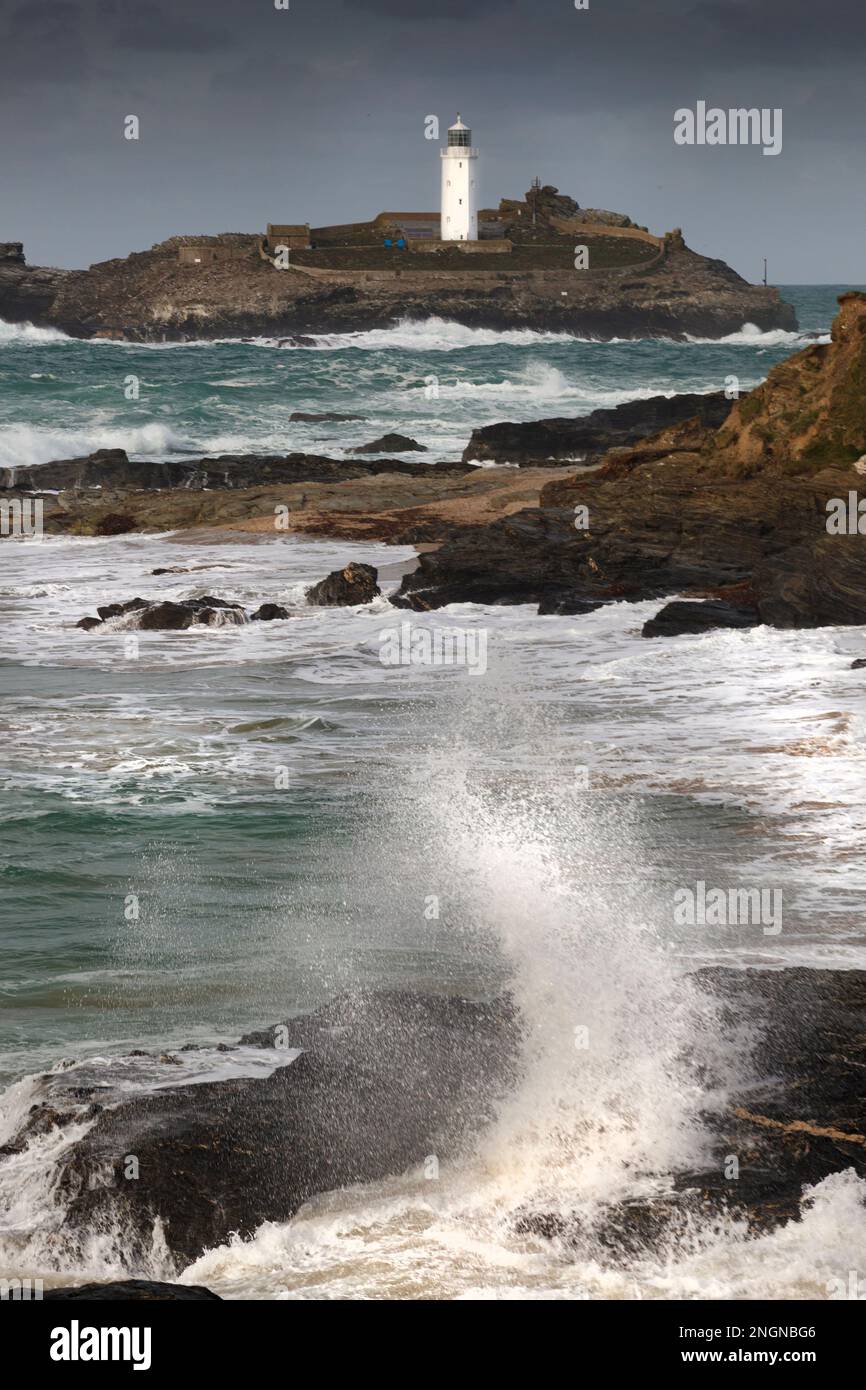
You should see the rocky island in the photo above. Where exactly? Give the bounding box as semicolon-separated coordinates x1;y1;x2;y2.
0;187;795;341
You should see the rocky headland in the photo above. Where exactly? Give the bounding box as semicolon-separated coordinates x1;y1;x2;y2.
0;206;794;342
397;292;866;629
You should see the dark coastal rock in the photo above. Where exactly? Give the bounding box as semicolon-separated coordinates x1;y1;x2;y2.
537;594;606;617
250;603;290;621
516;967;866;1257
41;991;519;1267
0;243;69;325
289;411;366;423
97;598;148;621
462;391;737;465
3;231;796;342
0;449;467;502
277;336;316;348
642;599;760;638
10;971;865;1274
93;512;137;536
0;448;163;494
391;578;537;610
851;658;866;669
82;596;246;631
398;294;866;629
351;433;427;455
44;1281;220;1302
306;562;380;606
138;598;246;630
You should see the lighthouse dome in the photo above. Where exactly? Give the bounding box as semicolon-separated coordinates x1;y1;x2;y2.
447;115;472;148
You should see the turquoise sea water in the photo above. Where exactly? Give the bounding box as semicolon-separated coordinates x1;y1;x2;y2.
0;286;856;471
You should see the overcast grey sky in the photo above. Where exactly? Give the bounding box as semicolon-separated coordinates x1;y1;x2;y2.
1;0;863;281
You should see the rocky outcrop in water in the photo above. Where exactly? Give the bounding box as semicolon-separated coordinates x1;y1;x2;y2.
251;603;290;622
351;434;427;455
0;243;69;325
29;991;519;1268
397;293;866;629
0;448;470;497
518;968;866;1256
462;391;737;465
44;1281;220;1301
641;599;760;638
77;597;247;631
0;448;483;539
7;972;864;1276
0;234;795;341
306;562;380;606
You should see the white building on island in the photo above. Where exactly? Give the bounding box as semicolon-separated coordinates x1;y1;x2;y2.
440;115;478;242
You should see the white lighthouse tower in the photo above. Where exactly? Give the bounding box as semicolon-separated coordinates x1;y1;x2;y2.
441;115;478;242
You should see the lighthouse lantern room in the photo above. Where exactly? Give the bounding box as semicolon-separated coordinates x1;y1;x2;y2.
441;115;479;242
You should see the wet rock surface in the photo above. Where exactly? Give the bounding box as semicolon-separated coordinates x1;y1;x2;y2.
250;603;290;621
306;561;380;606
518;968;866;1257
41;991;520;1268
351;433;427;454
0;447;469;497
44;1280;220;1301
9;971;864;1276
78;596;247;632
642;599;760;638
462;391;736;465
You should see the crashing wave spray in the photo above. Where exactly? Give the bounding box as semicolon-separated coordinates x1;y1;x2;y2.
410;734;729;1214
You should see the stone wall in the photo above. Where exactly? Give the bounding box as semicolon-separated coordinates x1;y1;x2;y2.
408;238;513;255
551;218;664;250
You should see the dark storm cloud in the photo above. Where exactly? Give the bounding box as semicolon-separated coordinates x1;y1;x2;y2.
687;0;866;63
0;1;89;81
114;3;232;53
354;0;513;17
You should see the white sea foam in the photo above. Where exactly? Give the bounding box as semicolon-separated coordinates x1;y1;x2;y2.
0;421;194;469
183;1166;866;1301
0;318;71;345
685;322;828;348
180;689;861;1300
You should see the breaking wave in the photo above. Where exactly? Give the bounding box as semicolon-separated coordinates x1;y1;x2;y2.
0;422;195;470
685;322;828;348
0;318;72;346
